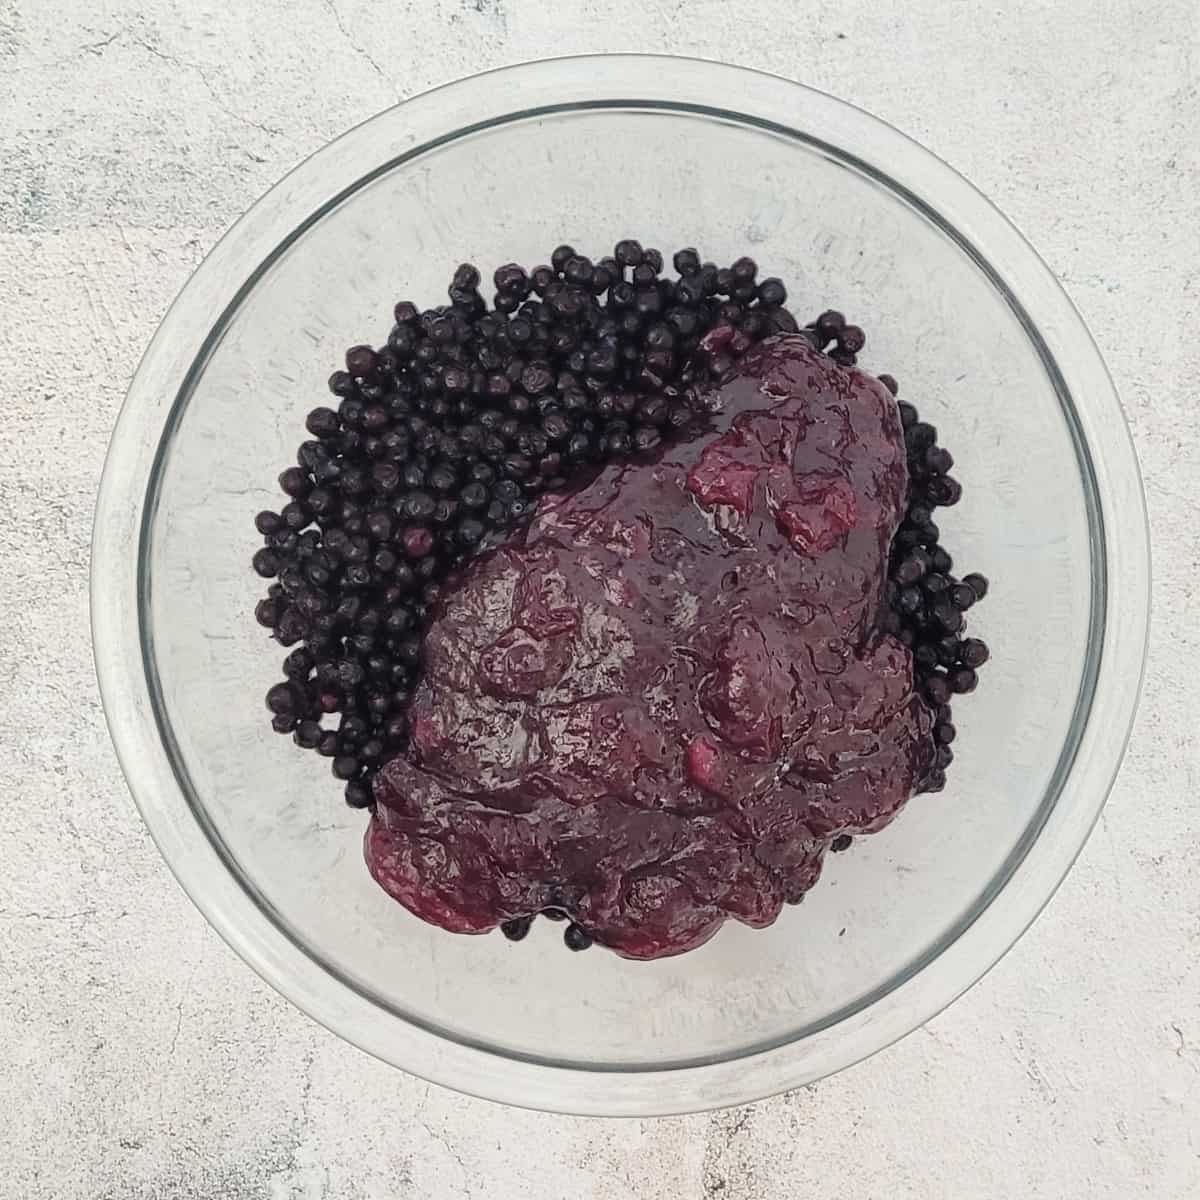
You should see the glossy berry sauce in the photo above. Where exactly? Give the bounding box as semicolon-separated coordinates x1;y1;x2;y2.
367;337;936;958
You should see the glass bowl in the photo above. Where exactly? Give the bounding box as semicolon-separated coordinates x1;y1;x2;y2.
92;55;1149;1115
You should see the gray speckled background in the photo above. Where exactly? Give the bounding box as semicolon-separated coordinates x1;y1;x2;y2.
2;2;1198;1196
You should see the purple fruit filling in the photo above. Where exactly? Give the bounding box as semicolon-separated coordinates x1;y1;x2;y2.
367;337;936;959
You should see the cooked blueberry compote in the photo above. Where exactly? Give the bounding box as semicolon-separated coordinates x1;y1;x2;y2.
251;243;987;959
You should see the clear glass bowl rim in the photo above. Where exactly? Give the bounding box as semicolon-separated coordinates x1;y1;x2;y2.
91;53;1150;1116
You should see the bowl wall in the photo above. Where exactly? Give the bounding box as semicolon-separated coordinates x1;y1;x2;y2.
96;56;1147;1113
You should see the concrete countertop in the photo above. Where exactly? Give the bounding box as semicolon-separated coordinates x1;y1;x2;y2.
2;1;1197;1196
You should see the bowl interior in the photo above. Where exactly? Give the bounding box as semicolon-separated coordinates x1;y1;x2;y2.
143;103;1096;1070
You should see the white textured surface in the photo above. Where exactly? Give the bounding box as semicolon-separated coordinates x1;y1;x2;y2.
1;2;1198;1196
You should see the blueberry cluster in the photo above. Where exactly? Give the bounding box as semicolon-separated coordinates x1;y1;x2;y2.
883;378;990;795
252;242;813;809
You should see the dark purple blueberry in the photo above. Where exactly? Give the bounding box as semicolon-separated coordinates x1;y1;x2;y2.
614;239;643;267
494;263;529;295
362;405;389;432
328;370;356;398
563;255;594;286
925;446;954;475
906;422;937;453
564;923;593;951
959;638;990;669
756;278;787;306
254;598;279;628
932;603;963;634
305;407;340;439
294;720;323;749
344;780;373;808
632;424;661;454
963;572;989;601
839;325;866;354
266;682;300;715
914;642;939;671
930;547;953;575
815;310;846;338
949;668;978;695
331;755;360;781
927;476;963;506
894;552;930;585
605;430;632;457
283;647;314;679
345;345;377;377
935;636;961;667
925;674;952;706
401;491;436;522
252;548;280;578
501;916;533;942
673;247;701;274
950;583;977;611
451;262;480;292
371;462;401;494
675;275;705;305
